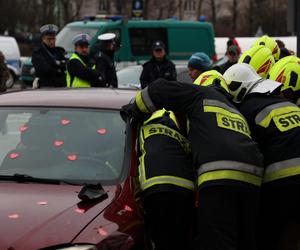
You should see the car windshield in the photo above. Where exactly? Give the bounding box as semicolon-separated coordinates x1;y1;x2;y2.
56;26;98;53
0;108;126;185
117;66;142;89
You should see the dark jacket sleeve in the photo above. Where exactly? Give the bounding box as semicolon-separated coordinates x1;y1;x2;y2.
67;59;106;87
146;79;201;114
32;50;60;76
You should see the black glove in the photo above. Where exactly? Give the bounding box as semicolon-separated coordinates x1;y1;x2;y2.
120;102;150;124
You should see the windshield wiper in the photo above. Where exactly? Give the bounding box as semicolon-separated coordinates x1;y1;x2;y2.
0;174;79;185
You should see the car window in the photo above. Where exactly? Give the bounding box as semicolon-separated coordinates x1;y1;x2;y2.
0;108;125;184
56;27;98;53
129;28;168;56
117;66;142;89
0;41;17;58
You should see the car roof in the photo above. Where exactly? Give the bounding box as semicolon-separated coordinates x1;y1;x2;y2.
0;88;137;109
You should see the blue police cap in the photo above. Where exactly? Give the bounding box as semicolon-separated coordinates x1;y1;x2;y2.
39;24;58;36
72;33;91;45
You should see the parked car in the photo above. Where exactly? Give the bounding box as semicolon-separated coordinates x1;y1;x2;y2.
0;36;22;88
117;64;192;89
0;88;147;250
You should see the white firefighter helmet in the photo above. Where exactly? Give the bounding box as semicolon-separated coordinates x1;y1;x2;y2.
223;63;281;103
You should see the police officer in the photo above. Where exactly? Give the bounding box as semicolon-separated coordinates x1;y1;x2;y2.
223;63;300;250
140;40;176;89
187;52;212;82
92;33;118;88
32;24;67;88
121;78;264;250
66;33;105;88
139;109;195;250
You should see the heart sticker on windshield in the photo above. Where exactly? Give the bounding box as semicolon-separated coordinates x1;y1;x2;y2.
8;214;19;219
68;154;77;161
19;125;28;132
54;140;64;147
60;119;70;126
97;128;106;135
9;153;20;159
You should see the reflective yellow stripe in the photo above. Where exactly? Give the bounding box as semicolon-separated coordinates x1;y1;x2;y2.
204;106;251;137
138;124;194;191
264;165;300;183
136;91;149;113
263;157;300;182
255;102;299;128
197;170;262;186
140;175;195;191
203;99;242;115
142;124;191;153
198;160;263;177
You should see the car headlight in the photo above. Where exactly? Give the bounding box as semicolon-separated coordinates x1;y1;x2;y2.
55;245;97;250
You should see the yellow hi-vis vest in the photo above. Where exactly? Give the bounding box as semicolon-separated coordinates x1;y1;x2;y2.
66;53;95;88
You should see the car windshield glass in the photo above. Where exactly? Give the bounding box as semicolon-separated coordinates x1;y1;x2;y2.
0;108;125;185
56;26;98;53
117;66;142;88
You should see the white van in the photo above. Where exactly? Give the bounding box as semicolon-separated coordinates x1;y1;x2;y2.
0;36;22;87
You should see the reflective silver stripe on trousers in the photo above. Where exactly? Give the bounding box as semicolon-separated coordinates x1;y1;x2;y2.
255;102;297;125
265;157;300;174
203;99;242;115
141;87;156;112
197;160;263;177
141;176;195;190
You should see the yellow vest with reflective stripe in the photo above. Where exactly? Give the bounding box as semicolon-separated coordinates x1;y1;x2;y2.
66;53;94;88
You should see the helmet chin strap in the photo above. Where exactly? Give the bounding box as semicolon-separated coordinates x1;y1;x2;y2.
248;78;265;94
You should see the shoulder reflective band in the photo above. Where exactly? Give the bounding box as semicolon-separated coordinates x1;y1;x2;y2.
203;101;251;137
203;99;242;115
197;160;263;177
139;175;195;191
255;102;300;128
142;123;191;154
264;157;300;183
135;87;156;113
197;170;262;187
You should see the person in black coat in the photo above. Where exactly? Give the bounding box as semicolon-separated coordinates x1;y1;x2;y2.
91;33;118;88
32;24;67;88
140;41;177;89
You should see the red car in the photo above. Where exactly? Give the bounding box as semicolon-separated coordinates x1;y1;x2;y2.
0;88;146;250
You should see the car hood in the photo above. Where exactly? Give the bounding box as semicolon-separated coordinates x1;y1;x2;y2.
0;183;119;250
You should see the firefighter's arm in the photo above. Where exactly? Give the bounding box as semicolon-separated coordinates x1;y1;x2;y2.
135;79;200;114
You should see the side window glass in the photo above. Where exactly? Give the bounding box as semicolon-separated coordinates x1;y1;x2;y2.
129;28;168;56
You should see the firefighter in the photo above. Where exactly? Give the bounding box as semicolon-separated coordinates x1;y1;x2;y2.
223;63;300;250
32;24;67;88
238;45;275;78
268;55;300;104
193;69;230;92
252;35;281;62
121;78;264;250
139;109;195;250
66;33;105;88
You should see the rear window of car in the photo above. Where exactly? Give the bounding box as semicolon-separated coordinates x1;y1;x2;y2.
0;108;126;184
